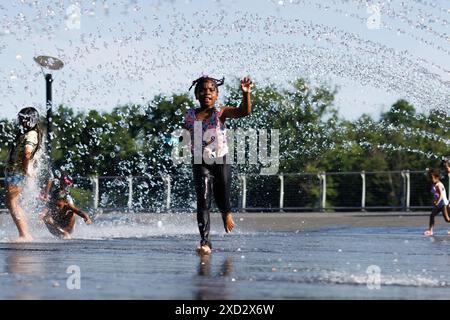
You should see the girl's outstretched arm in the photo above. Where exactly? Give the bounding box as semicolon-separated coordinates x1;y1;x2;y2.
67;203;93;225
40;179;54;201
220;77;252;121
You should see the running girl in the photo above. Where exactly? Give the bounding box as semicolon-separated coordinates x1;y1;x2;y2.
5;107;42;242
184;75;252;255
424;169;450;236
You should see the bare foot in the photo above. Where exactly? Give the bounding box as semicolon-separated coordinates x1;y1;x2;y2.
15;235;34;242
62;232;72;240
222;213;234;233
424;230;433;236
196;245;211;255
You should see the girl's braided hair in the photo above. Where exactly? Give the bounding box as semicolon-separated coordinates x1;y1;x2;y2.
189;76;225;96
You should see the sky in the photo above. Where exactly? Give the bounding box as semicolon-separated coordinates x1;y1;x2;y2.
0;0;448;120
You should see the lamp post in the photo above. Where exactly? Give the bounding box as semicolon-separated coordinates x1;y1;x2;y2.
33;55;64;164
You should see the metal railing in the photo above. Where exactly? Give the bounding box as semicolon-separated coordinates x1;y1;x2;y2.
1;171;449;212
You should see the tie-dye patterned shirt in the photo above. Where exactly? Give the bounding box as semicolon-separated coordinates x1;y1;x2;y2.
184;107;228;159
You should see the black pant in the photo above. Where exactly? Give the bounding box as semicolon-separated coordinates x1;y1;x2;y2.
429;204;450;229
193;156;231;248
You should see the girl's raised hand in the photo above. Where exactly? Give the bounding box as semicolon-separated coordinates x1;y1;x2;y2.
241;77;252;93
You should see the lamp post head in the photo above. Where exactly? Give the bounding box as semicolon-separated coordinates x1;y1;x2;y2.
33;55;64;71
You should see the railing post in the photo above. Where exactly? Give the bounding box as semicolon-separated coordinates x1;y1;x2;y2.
240;175;247;211
448;173;450;201
318;172;326;212
405;170;410;211
361;171;366;211
401;170;410;211
127;176;133;212
279;174;284;211
162;175;171;211
91;175;99;212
